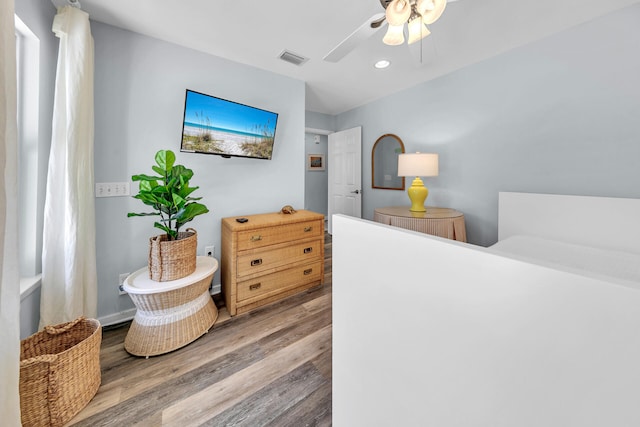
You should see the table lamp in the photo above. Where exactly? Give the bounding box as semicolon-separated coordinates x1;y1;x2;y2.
397;152;439;212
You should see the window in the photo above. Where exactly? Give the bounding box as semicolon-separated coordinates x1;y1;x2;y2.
15;15;40;283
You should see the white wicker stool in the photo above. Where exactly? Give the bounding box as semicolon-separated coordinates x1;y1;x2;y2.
122;256;218;357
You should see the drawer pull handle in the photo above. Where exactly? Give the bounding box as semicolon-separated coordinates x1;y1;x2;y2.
304;226;313;232
304;268;313;275
303;247;313;254
250;283;261;291
251;258;263;266
250;235;262;242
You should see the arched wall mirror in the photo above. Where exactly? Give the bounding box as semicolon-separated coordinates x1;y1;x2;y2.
372;134;405;190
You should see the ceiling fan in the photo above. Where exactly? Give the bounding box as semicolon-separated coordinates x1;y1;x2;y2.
323;0;459;63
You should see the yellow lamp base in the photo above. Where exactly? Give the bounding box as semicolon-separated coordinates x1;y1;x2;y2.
407;177;429;212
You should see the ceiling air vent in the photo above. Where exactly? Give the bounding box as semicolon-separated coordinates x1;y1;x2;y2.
278;50;309;66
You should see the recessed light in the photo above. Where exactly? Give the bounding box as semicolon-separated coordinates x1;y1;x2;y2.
374;60;390;69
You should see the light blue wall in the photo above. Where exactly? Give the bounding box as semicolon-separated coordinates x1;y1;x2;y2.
336;4;640;247
304;133;328;215
92;22;306;320
304;111;333;216
306;110;335;131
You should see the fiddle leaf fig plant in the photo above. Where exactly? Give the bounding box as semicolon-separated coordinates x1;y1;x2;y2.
128;149;209;240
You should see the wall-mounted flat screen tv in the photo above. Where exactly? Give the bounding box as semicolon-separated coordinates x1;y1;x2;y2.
180;89;278;160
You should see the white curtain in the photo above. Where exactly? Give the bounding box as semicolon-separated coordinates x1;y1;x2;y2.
0;0;22;423
40;6;97;327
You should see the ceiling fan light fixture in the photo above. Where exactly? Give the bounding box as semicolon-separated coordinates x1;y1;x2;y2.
377;0;449;47
383;24;405;45
385;0;412;26
407;18;431;44
420;0;447;25
415;0;435;16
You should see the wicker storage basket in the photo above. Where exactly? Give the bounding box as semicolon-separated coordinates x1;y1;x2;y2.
20;317;102;427
148;228;197;281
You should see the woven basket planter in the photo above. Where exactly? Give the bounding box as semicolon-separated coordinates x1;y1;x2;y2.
148;228;197;281
19;317;102;427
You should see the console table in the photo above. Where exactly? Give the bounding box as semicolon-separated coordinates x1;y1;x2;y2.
374;206;467;242
122;256;219;357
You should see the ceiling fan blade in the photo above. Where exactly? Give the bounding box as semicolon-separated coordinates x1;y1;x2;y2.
323;13;385;63
370;15;386;29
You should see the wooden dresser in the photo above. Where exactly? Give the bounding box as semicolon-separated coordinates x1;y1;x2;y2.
221;210;325;316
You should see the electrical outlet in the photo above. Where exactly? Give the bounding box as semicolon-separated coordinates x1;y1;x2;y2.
118;273;130;295
205;245;215;258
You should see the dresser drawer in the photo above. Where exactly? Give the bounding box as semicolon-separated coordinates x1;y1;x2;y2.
236;220;322;251
236;239;322;278
236;261;323;302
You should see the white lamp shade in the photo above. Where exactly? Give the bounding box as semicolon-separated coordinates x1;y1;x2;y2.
383;24;405;46
416;0;435;16
420;0;447;25
407;18;431;44
398;153;439;177
385;0;412;26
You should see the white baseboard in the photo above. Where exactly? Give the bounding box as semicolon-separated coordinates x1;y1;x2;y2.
99;308;136;327
211;283;221;295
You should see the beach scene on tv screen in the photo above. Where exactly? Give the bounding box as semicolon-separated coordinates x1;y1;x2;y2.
181;91;277;159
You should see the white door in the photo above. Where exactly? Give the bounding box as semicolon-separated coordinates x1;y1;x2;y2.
328;126;362;234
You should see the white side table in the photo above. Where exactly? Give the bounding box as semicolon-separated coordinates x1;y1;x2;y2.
123;256;219;357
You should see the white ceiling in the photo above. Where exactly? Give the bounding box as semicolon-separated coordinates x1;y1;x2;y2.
52;0;639;115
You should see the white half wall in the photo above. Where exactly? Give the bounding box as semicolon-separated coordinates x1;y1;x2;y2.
332;215;640;426
498;192;640;254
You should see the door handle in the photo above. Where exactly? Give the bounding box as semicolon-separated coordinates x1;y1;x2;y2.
350;189;361;194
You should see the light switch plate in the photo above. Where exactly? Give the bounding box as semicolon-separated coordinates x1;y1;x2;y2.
96;182;130;198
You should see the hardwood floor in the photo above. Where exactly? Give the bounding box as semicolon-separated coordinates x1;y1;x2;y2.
68;234;332;427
